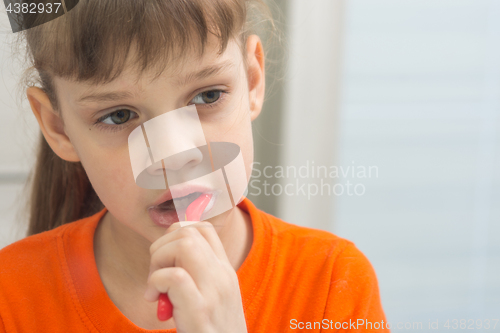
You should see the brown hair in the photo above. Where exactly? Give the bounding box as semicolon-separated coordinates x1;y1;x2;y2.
14;0;277;236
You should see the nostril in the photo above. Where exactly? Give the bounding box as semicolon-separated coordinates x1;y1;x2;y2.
145;160;167;176
161;147;204;172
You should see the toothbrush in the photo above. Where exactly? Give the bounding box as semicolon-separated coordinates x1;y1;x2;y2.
157;193;213;321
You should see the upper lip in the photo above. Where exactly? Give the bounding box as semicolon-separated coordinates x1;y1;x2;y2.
150;184;213;208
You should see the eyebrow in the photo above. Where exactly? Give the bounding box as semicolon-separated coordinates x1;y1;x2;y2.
76;60;234;105
76;91;135;104
175;60;234;87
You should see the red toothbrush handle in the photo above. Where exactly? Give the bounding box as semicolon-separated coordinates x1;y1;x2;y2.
157;293;173;321
156;193;213;321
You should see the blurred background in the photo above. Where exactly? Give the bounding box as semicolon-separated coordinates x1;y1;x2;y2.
1;0;499;331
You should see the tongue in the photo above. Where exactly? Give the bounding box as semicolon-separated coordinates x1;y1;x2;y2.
185;193;213;221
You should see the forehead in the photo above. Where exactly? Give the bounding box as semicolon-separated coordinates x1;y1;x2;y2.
57;35;244;103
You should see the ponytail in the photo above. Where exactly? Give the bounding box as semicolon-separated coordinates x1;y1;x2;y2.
26;132;103;236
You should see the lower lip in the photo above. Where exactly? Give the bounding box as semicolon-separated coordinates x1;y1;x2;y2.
148;192;217;228
148;207;181;228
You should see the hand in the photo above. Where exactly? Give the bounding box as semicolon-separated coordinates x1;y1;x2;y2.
143;221;248;333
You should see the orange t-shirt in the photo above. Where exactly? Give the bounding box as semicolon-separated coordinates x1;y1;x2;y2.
0;198;389;332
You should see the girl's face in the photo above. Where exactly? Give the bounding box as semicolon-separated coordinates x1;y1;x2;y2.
49;35;263;242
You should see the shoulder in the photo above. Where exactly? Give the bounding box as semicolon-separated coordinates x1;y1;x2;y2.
256;206;381;290
242;197;346;245
0;212;104;317
0;208;106;265
264;214;388;322
0;215;96;286
0;223;66;263
240;198;368;267
0;222;72;283
261;207;354;260
241;199;388;323
0;223;72;318
269;215;378;288
0;212;105;332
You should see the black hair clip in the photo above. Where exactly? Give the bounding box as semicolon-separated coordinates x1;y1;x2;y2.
3;0;79;33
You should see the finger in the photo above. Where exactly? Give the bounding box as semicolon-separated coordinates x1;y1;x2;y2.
150;228;211;271
144;266;203;306
144;267;207;331
149;232;220;291
151;222;229;267
149;221;227;262
149;221;192;254
189;221;229;263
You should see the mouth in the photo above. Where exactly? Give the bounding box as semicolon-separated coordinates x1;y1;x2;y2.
156;191;209;212
148;189;218;227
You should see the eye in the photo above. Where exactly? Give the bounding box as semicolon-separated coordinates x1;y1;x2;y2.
190;90;225;105
98;109;135;125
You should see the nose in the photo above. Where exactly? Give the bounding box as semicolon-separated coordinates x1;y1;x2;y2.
142;104;207;174
128;104;208;189
145;147;204;176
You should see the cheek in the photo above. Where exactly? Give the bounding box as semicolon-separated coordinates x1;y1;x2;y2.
230;109;254;181
242;139;254;184
201;110;254;183
61;110;139;204
76;137;138;209
229;115;254;183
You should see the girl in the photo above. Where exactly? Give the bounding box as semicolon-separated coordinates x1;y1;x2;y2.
0;0;389;332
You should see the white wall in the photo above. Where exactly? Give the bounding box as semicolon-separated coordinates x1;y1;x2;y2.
335;0;500;326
